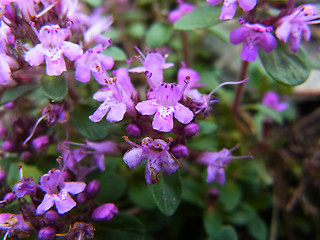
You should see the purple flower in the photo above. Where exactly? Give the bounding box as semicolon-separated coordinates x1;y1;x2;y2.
36;169;86;214
198;147;251;184
129;48;174;89
75;44;114;84
41;103;69;125
168;0;194;23
207;0;256;20
113;68;137;98
230;19;277;62
123;136;179;184
25;24;83;76
262;91;287;112
276;5;318;52
177;63;201;93
0;213;33;238
13;166;37;198
136;82;194;132
89;78;136;123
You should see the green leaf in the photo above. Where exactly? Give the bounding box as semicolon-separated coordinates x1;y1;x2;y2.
94;214;146;240
247;216;268;240
203;209;222;236
219;181;242;212
181;178;206;208
174;6;221;31
40;75;68;100
148;171;182;216
71;104;109;141
259;43;311;86
0;83;38;105
97;173;126;202
103;46;127;61
244;104;283;124
82;0;102;7
128;183;156;209
146;23;173;48
227;203;256;225
209;226;238;240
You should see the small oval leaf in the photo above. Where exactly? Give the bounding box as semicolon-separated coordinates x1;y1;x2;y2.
94;214;146;240
146;23;173;48
103;46;127;61
148;171;182;216
174;6;221;31
40;75;68;100
0;83;38;105
259;42;311;86
71;104;109;141
209;226;238;240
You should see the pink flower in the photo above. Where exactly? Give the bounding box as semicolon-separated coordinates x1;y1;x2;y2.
135;83;194;132
230;19;277;62
25;25;83;76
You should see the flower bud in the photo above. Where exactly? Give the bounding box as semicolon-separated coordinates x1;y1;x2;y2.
184;123;199;137
44;211;59;222
0;170;7;182
3;192;16;204
20;151;31;160
38;226;56;240
171;144;189;159
92;203;119;221
2;140;15;152
126;123;141;138
86;180;100;198
32;136;49;152
77;192;87;204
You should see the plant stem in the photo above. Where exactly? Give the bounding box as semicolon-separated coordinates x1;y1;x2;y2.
180;31;191;67
232;60;249;113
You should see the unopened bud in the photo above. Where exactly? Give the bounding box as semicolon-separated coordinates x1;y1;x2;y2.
86;180;100;198
171;144;189;159
2;140;15;152
184;123;199;137
3;192;16;204
38;226;56;240
44;211;59;222
126;123;141;138
92;203;119;221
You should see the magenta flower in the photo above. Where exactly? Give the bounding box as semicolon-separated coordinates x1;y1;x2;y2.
198;147;251;184
92;203;119;221
25;25;83;76
75;44;114;84
262;91;287;112
36;169;86;214
89;78;136;123
168;0;194;23
136;82;194;132
123;136;179;184
230;19;277;62
129;48;174;89
207;0;256;20
276;5;319;52
113;68;137;98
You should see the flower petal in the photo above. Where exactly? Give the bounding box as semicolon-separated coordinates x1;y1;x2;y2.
135;100;157;115
275;20;292;42
220;1;237;20
89;101;110;122
36;194;54;214
259;33;277;52
240;42;259;62
174;103;194;124
25;44;45;66
152;110;174;132
63;182;86;195
207;0;222;6
123;147;145;168
62;41;83;60
75;63;91;83
238;0;257;11
161;151;179;175
107;102;126;122
53;192;76;214
45;55;66;76
230;27;247;45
